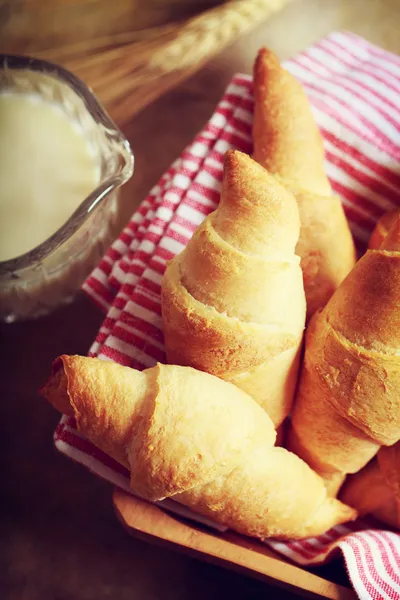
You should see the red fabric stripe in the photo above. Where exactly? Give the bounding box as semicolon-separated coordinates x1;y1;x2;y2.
164;229;191;246
292;538;325;557
189;181;220;203
284;541;317;560
97;258;112;277
224;93;254;113
203;121;252;152
119;230;134;246
328;36;400;91
344;537;382;599
93;329;108;347
291;55;400;157
201;162;224;181
329;180;378;228
139;276;162;296
112;325;165;362
131;291;161;316
172;214;200;233
325;150;397;214
100;344;146;370
367;531;400;587
146;258;167;276
154;246;175;262
108;245;127;262
381;532;400;574
306;45;400;130
85;277;115;306
58;427;130;477
215;108;253;136
322;128;400;189
356;534;394;598
181;193;218;215
294;57;400;157
119;312;164;342
133;282;161;304
232;75;253;90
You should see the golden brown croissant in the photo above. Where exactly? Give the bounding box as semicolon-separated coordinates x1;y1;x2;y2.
41;355;356;539
161;149;306;428
287;215;400;493
252;48;356;318
341;443;400;530
369;207;400;249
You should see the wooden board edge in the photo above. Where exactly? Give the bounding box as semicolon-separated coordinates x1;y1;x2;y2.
113;488;356;600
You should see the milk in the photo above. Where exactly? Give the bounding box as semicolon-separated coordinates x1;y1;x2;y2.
0;92;100;262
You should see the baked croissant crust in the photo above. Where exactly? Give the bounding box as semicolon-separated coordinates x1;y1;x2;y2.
41;355;357;540
161;150;306;427
253;48;356;318
288;215;400;492
341;442;400;530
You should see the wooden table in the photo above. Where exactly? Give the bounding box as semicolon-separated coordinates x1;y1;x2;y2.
3;1;400;598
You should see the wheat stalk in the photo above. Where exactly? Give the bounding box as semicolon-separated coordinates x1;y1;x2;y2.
40;0;293;123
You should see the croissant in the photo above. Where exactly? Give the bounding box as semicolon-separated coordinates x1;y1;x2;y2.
288;215;400;494
369;207;400;249
341;442;400;530
252;48;356;318
41;355;356;539
161;149;306;427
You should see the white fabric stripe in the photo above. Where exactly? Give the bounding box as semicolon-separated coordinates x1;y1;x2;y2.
175;203;210;224
196;169;221;189
189;140;212;157
333;31;400;78
186;187;217;206
143;268;163;286
81;282;110;311
312;104;400;166
226;82;252;96
325;163;392;218
89;181;167;343
266;540;311;566
311;44;400;121
100;337;155;368
234;107;253;124
116;321;164;351
353;535;394;600
169;221;195;238
180;158;198;172
339;541;370;600
291;59;400;143
364;531;400;594
158;236;186;255
325;139;400;199
375;532;400;586
210;111;227;128
123;300;162;330
55;438;133;491
176;207;207;228
134;283;161;305
225;123;252;142
57;434;225;531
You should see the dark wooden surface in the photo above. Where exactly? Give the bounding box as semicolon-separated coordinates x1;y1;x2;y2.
2;1;400;598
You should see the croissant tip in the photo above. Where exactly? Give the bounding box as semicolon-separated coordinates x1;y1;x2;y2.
381;214;400;251
224;149;249;171
254;47;281;77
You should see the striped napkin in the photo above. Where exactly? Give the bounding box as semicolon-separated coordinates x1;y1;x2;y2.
55;32;400;600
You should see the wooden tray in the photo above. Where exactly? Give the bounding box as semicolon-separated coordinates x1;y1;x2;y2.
113;488;357;600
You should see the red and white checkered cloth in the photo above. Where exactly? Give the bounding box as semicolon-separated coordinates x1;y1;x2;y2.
55;32;400;599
